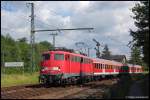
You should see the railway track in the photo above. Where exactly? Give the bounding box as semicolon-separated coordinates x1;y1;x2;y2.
1;78;119;99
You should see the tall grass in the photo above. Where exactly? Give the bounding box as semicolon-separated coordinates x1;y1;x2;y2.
1;72;39;87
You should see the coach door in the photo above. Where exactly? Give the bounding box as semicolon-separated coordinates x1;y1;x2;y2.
65;54;70;73
80;57;83;78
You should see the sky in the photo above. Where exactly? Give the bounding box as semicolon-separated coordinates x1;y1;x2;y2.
1;1;138;59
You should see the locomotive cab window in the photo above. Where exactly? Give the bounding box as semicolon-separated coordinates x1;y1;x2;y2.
42;54;50;60
54;54;64;60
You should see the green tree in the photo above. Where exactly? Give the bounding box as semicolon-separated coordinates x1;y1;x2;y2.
129;1;149;66
101;44;111;59
18;37;27;43
129;47;143;65
1;34;54;73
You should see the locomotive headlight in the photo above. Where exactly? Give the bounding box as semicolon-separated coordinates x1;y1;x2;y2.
41;67;49;71
51;66;60;71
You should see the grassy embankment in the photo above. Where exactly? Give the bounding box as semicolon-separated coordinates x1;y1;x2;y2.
1;72;39;87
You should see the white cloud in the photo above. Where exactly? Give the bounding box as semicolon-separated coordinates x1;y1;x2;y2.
1;1;138;59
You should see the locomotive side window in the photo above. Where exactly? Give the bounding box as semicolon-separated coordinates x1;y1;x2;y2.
54;54;64;60
77;57;80;62
71;56;75;62
42;54;50;60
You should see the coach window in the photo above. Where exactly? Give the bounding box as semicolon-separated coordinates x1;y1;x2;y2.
71;56;73;61
77;57;80;62
96;64;98;69
99;64;101;69
54;54;64;60
83;58;85;63
71;56;73;62
86;58;88;64
100;64;101;69
74;56;76;62
75;56;77;62
78;57;81;62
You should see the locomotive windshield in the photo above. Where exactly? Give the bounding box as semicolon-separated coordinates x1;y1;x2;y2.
54;54;64;60
42;54;50;60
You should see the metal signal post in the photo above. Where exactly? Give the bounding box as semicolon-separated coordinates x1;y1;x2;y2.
49;33;58;48
27;3;35;73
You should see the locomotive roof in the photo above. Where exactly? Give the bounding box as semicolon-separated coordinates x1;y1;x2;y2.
43;50;91;59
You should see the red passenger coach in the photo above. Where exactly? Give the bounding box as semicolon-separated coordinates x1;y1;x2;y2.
128;64;143;74
39;50;93;84
92;58;123;78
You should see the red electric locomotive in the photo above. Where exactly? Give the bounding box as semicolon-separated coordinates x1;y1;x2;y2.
39;49;93;84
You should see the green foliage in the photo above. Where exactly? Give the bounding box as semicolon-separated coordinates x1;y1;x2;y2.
1;34;54;74
101;44;111;58
129;1;149;66
129;47;143;65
